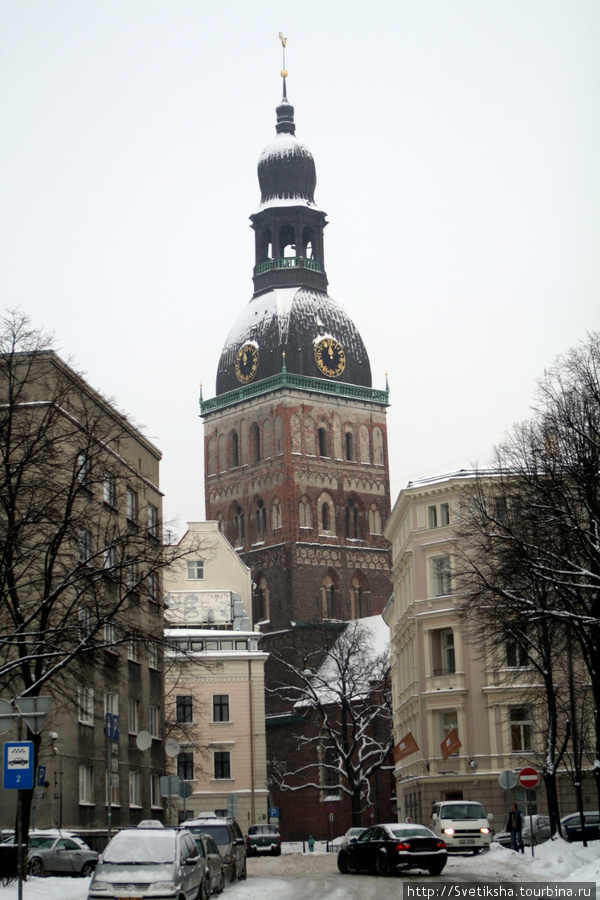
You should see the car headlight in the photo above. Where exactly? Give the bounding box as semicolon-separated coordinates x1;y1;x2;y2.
153;881;176;890
442;828;455;835
89;882;109;891
480;828;490;834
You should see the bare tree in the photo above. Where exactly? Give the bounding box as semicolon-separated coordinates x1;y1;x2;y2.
0;311;199;839
267;620;393;827
458;331;600;813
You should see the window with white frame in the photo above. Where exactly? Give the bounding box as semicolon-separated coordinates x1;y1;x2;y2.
510;707;533;752
428;505;438;528
147;572;159;604
129;771;141;807
431;554;452;597
147;503;159;538
506;638;529;668
78;527;93;564
79;605;91;639
148;641;159;669
79;765;93;804
104;621;117;647
104;543;117;571
440;502;450;525
126;487;138;522
128;699;139;734
212;695;230;723
151;774;162;808
439;710;459;756
149;704;159;738
104;692;119;717
431;628;456;676
187;560;204;580
76;451;90;486
103;472;116;507
78;686;94;725
128;635;140;662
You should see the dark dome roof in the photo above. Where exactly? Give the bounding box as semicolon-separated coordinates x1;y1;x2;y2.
257;96;318;208
215;287;372;396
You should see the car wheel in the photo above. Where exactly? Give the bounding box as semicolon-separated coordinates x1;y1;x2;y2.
428;862;446;876
239;859;247;880
337;851;350;874
80;862;95;877
376;853;391;877
28;857;44;878
216;871;225;894
201;875;210;900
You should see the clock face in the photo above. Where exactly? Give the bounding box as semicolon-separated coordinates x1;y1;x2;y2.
235;343;259;383
314;337;346;378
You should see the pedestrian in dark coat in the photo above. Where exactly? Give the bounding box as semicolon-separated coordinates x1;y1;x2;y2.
505;804;524;852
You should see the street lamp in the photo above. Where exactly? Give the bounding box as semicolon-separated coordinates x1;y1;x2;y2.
50;732;62;828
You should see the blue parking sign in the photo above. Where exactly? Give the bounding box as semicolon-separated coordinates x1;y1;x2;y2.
3;741;34;790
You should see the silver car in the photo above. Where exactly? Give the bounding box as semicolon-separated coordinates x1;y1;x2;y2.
88;825;205;900
27;831;98;877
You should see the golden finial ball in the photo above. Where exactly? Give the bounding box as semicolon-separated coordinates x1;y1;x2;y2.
280;69;288;78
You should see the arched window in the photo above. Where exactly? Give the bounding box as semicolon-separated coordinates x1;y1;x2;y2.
299;496;312;529
271;499;282;531
229;430;239;468
318;426;329;458
345;498;362;539
232;504;244;548
260;228;272;262
350;572;371;618
318;493;335;535
279;224;296;257
322;503;330;532
321;571;342;619
345;429;354;461
368;503;383;534
249;423;261;464
254;498;266;541
207;436;216;476
253;574;269;624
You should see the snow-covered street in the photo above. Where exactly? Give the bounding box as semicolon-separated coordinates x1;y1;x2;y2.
1;839;598;900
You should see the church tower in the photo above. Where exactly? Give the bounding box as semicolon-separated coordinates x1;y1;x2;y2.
201;71;391;632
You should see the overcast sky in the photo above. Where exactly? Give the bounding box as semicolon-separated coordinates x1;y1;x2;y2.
1;1;599;533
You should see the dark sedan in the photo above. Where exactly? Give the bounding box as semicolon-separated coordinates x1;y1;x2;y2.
337;823;447;877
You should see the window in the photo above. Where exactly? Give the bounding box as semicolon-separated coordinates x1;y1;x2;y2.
321;744;340;796
104;544;117;571
103;472;116;507
432;628;456;675
271;498;282;530
104;622;117;647
506;639;528;668
230;430;239;468
128;699;139;734
318;427;328;457
439;710;459;757
147;503;159;538
253;575;269;623
213;695;230;723
368;504;382;534
126;487;138;522
176;695;193;724
187;560;204;580
125;559;137;591
148;642;159;669
440;503;450;525
232;504;244;548
345;499;361;538
129;771;141;807
79;765;93;804
321;502;331;532
250;423;261;463
104;692;119;716
79;605;91;639
149;704;159;738
255;499;266;540
431;555;452;596
76;451;90;486
78;527;93;564
214;751;231;780
147;572;159;604
345;430;354;461
178;751;194;781
78;686;94;725
510;707;533;752
428;505;438;528
151;774;162;808
299;497;312;529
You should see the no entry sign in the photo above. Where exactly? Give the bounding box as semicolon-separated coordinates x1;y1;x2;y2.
518;766;539;789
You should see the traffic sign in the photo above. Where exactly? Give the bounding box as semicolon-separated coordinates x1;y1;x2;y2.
269;807;279;819
105;713;119;741
499;770;518;790
37;765;47;786
518;766;539;789
3;741;35;790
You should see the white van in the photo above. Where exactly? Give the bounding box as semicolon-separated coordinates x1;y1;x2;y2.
430;801;492;853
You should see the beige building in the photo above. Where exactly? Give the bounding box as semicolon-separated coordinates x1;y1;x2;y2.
163;522;269;830
383;471;550;828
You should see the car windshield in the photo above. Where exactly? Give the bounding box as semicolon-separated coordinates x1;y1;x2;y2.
188;825;230;845
103;831;176;864
441;804;486;819
28;837;55;849
390;827;433;839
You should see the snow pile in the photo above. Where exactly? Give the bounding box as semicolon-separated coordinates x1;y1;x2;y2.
445;839;600;887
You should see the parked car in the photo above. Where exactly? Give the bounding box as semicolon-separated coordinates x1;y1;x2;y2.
190;833;225;895
560;811;600;843
245;824;281;856
26;831;98;877
337;823;447;877
184;814;246;882
492;814;552;848
87;824;204;900
339;827;366;849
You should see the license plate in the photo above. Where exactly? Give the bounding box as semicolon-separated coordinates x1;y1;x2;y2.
458;840;471;845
